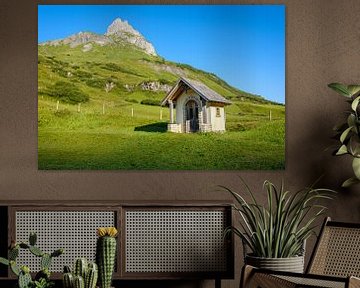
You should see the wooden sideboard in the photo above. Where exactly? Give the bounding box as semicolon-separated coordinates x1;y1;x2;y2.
0;201;234;288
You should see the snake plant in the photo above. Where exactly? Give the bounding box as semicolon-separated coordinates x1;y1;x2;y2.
222;179;335;258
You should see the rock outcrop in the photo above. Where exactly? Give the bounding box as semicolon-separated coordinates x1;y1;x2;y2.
41;32;112;48
139;81;171;92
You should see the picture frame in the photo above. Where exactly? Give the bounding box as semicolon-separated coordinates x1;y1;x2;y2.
38;4;285;170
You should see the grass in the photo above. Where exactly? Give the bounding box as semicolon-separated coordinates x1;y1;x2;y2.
38;41;285;170
38;125;284;170
38;97;284;170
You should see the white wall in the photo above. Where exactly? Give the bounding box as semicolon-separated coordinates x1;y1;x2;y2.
209;106;226;132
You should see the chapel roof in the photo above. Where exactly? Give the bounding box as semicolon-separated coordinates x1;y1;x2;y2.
161;77;232;106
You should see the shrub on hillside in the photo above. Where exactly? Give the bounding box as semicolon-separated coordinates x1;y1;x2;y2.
158;78;172;85
51;66;68;78
48;81;89;104
73;70;93;80
101;63;121;72
140;98;160;106
86;78;105;89
54;109;72;117
100;63;143;77
125;98;138;104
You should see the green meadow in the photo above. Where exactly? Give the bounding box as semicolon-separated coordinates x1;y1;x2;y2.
38;44;285;170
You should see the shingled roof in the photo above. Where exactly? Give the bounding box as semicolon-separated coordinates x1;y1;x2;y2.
161;77;232;106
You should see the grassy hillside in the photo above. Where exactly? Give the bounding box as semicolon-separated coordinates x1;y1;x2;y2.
38;42;285;170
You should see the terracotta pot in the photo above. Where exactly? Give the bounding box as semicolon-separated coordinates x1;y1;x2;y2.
245;254;305;273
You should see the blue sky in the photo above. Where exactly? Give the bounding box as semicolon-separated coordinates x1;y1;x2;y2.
38;5;285;104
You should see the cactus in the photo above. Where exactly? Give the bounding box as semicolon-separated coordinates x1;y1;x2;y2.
9;246;19;260
51;248;64;258
29;245;44;257
19;243;29;249
74;275;85;288
0;257;9;266
85;263;98;288
63;259;98;288
18;270;32;288
96;227;118;288
41;253;52;270
62;265;74;288
74;258;87;279
35;268;50;281
21;265;30;274
10;260;20;276
0;232;63;288
63;272;74;288
29;232;37;246
64;265;72;273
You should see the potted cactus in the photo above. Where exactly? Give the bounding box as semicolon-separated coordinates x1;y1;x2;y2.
96;227;118;288
62;258;98;288
0;232;63;288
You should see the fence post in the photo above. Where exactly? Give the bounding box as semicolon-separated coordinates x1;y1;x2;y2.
160;108;163;120
56;100;59;111
269;110;272;121
131;108;134;117
102;102;105;115
78;103;81;113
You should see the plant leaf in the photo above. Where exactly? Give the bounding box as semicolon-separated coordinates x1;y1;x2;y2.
347;114;356;128
340;126;353;143
10;261;20;276
347;85;360;97
328;83;351;97
342;177;360;188
350;135;360;156
352;157;360;179
351;96;360;111
336;144;348;155
0;257;9;266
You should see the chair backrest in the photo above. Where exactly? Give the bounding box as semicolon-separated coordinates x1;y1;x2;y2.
307;217;360;277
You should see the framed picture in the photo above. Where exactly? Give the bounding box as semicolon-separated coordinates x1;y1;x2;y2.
38;4;285;170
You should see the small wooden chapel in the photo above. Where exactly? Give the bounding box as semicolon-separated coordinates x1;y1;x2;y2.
161;77;231;133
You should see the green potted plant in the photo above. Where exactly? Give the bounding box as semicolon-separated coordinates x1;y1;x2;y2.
328;83;360;187
0;232;63;288
96;227;118;288
222;179;334;273
62;258;98;288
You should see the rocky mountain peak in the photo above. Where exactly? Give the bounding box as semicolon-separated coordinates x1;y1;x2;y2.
105;18;141;37
105;18;157;56
40;18;157;56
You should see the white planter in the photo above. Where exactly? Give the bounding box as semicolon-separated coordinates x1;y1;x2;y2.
245;254;305;273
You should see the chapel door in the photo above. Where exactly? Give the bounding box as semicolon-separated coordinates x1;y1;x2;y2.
186;100;199;132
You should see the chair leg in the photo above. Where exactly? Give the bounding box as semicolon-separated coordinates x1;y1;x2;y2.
215;278;221;288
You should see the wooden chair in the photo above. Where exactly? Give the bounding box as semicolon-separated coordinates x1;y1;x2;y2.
241;217;360;288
